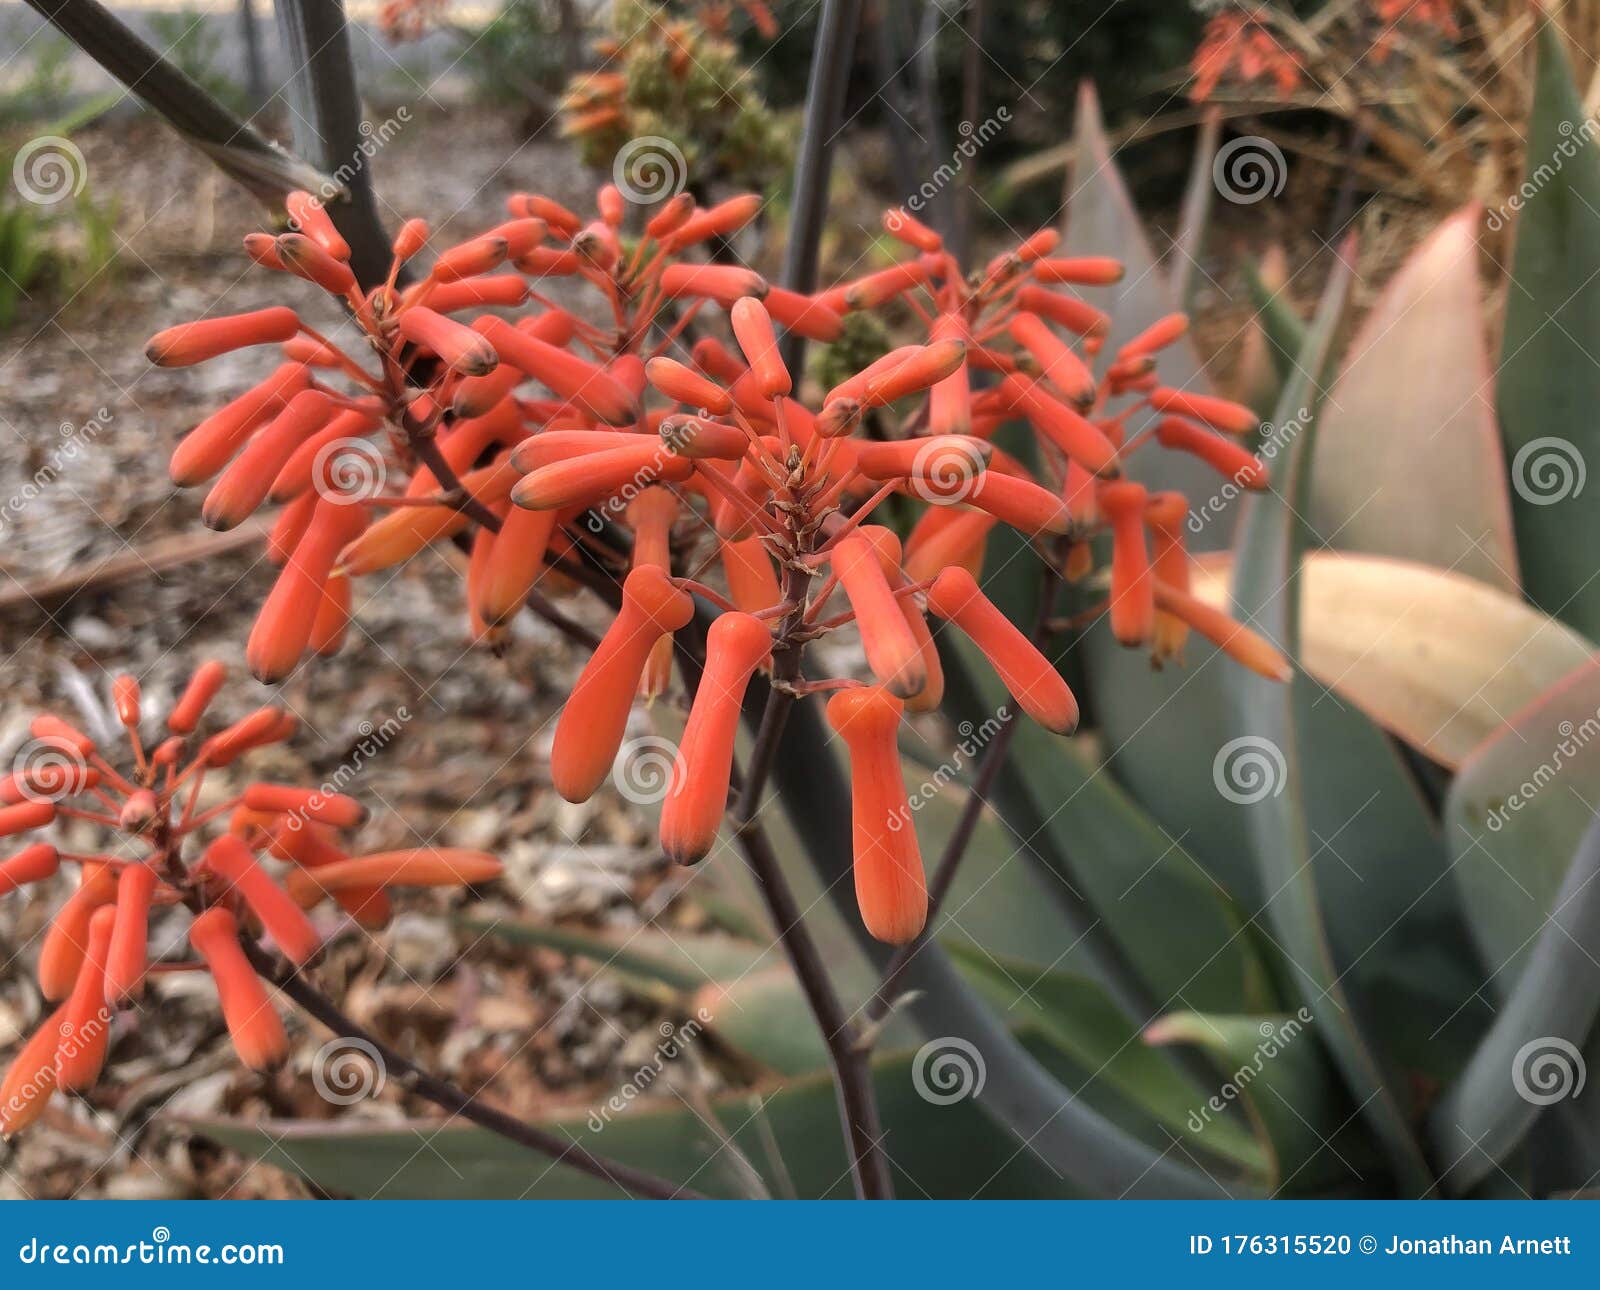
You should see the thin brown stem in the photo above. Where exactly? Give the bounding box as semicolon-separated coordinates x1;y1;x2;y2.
728;561;894;1200
239;942;700;1200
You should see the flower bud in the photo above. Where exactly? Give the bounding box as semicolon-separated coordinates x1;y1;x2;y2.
1148;387;1258;435
104;862;158;1005
659;613;772;863
552;567;694;802
926;567;1079;733
188;907;288;1071
1098;481;1154;646
55;906;115;1092
826;687;927;945
146;307;301;367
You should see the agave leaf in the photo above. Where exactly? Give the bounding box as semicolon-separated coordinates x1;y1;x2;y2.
457;918;777;995
1188;552;1594;771
1063;81;1226;536
693;967;920;1075
940;632;1271;1015
1446;654;1600;980
1312;205;1517;590
1222;241;1435;1192
950;944;1270;1180
1242;247;1301;395
1430;814;1600;1194
1144;1010;1361;1192
176;1048;1076;1199
1171;107;1222;306
765;699;1252;1196
1498;19;1600;638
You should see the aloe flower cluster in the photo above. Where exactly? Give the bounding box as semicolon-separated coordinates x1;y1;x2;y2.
0;662;502;1134
142;179;1286;953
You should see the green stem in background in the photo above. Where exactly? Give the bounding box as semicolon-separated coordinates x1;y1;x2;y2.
778;0;863;377
273;0;394;289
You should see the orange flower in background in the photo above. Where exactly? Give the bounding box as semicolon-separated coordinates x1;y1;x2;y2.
1189;10;1305;101
0;661;501;1135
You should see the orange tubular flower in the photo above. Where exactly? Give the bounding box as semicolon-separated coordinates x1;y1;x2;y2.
1148;387;1259;435
283;850;503;905
201;836;321;966
0;843;59;897
188;908;288;1072
146;307;301;367
730;296;790;397
826;687;928;946
926;567;1079;734
1099;482;1155;646
831;534;926;699
247;496;369;683
1154;416;1268;489
1144;492;1192;667
1152;582;1293;682
104;862;158;1005
660;612;773;864
552;567;694;803
0;1005;66;1134
396;307;500;376
56;906;115;1092
241;784;367;827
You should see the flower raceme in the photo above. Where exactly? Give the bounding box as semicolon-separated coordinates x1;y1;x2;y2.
0;662;502;1134
147;182;838;680
142;178;1289;948
530;287;1287;944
